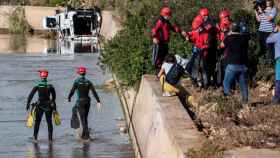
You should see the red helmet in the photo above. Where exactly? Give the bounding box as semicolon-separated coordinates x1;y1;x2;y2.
219;10;230;19
77;66;86;75
160;7;172;18
39;70;48;79
199;8;209;16
192;15;203;30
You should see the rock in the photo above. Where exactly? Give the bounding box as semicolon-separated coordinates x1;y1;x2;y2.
119;127;128;134
102;78;116;90
116;117;124;121
266;142;276;148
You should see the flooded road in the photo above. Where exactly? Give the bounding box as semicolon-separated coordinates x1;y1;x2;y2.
0;35;134;158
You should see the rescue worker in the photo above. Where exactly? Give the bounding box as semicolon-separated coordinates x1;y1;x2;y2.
26;70;57;143
152;7;186;72
186;8;213;89
217;10;231;45
68;67;101;140
216;10;231;86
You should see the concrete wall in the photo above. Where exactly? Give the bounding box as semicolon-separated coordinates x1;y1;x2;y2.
100;11;121;39
0;6;55;31
0;6;16;29
117;75;280;158
117;75;203;158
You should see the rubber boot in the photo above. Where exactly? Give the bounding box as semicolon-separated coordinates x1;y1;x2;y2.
272;80;280;104
48;133;53;143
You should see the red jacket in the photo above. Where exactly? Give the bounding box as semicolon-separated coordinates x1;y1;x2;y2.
152;16;181;43
187;15;213;49
187;30;209;49
216;19;231;48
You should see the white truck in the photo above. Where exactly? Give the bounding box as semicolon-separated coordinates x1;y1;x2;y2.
43;7;102;54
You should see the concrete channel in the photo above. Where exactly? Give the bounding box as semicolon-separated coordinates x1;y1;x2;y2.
1;5;280;158
0;50;134;158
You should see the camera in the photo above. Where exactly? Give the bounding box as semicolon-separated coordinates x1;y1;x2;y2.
239;22;250;35
253;0;266;12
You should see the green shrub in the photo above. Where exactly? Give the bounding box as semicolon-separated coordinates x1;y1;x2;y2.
8;7;30;34
48;0;64;6
100;0;267;87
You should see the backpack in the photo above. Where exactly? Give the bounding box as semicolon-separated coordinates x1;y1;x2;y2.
165;63;184;85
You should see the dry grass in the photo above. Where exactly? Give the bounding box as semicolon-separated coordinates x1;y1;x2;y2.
187;140;224;158
192;88;280;150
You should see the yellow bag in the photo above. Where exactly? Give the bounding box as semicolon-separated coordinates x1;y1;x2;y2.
53;112;61;126
26;109;35;128
160;75;179;93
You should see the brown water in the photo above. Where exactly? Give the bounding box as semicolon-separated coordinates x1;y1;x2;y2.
0;34;134;158
0;34;99;54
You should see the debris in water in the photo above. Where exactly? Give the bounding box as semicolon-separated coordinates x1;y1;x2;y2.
119;127;128;134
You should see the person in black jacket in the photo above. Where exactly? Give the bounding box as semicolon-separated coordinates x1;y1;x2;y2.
26;70;57;143
223;23;250;104
152;7;186;72
68;67;101;140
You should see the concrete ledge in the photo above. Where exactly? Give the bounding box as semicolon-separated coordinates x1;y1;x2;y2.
117;75;280;158
119;75;203;158
225;147;280;158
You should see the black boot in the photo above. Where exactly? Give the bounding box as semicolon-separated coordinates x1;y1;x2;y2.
272;80;280;104
48;133;53;142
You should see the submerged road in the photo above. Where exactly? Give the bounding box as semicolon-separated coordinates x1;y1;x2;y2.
0;53;134;158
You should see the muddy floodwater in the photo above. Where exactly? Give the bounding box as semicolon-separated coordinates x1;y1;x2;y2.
0;35;134;158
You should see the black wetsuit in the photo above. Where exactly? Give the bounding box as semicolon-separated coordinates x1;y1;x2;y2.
68;76;100;139
26;79;56;141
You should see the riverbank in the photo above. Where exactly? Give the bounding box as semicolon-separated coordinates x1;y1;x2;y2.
115;75;280;158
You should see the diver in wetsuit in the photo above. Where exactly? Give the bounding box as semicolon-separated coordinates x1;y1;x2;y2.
68;67;101;140
26;70;57;143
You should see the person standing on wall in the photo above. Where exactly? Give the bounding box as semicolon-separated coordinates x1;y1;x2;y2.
152;7;187;73
255;0;277;63
68;67;101;141
26;70;57;143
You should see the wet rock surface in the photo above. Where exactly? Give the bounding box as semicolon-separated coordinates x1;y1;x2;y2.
0;53;134;158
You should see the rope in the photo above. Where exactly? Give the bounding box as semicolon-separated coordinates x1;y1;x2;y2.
114;76;143;158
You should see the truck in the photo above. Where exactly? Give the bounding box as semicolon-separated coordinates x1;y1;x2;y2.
43;6;102;54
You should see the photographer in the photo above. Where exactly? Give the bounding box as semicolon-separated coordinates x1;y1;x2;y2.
222;23;250;104
255;0;277;63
